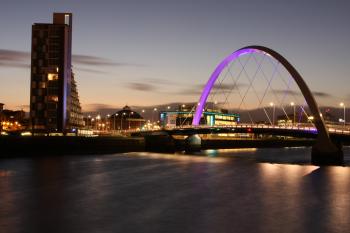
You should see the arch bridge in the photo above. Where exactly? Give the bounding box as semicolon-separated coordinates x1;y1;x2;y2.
156;46;344;165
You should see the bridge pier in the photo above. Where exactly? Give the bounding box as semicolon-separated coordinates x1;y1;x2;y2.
311;141;344;166
185;134;202;152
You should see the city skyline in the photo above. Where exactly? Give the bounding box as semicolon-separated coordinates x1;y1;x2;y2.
1;0;350;112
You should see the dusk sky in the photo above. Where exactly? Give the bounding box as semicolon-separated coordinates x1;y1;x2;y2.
1;0;349;112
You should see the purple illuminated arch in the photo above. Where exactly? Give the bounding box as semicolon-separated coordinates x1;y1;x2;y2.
192;45;331;145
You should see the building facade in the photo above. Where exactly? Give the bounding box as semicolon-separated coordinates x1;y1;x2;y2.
0;103;26;132
160;105;240;128
30;13;84;133
110;106;146;130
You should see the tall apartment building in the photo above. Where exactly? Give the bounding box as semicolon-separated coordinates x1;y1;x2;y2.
30;13;84;133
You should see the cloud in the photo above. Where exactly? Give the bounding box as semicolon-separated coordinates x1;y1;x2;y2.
273;90;300;96
0;49;30;61
174;83;247;96
312;91;332;98
74;67;108;74
0;49;30;68
72;55;143;67
126;82;157;91
0;49;143;73
124;78;178;93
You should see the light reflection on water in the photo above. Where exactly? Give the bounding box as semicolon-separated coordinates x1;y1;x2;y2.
1;148;350;233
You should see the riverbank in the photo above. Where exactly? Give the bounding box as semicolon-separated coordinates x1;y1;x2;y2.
1;135;343;158
0;136;145;157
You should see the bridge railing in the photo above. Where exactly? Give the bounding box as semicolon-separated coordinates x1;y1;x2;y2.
163;123;350;135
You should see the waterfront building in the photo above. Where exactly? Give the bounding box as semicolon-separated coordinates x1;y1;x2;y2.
110;106;146;130
0;103;26;132
160;104;240;128
30;13;84;134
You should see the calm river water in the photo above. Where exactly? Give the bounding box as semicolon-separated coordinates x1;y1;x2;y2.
1;147;350;233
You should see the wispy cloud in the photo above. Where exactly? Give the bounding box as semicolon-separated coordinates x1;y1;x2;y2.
124;78;179;93
312;91;332;98
72;55;144;67
0;49;30;68
174;83;247;96
273;90;300;96
74;67;108;74
0;49;143;74
126;82;157;91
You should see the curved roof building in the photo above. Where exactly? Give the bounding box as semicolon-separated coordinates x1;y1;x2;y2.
110;106;145;130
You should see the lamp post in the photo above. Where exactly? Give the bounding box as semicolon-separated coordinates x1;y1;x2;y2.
340;102;346;128
114;114;118;131
153;108;157;123
121;112;126;131
129;112;134;130
96;114;101;131
270;102;275;126
91;118;95;130
88;115;91;129
290;102;295;126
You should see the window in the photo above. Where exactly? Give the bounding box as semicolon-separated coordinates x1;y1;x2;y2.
48;95;59;102
65;14;70;25
48;73;59;81
39;82;46;88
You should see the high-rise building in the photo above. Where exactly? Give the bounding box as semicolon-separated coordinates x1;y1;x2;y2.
30;13;84;134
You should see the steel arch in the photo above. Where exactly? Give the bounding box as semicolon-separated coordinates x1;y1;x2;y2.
192;45;331;143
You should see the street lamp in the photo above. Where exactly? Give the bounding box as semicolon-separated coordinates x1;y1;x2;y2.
129;112;134;129
167;106;171;110
270;102;275;126
96;114;101;130
113;113;118;131
290;102;295;126
153;108;157;123
91;118;95;130
121;112;126;131
106;114;110;131
88;115;91;129
340;102;346;127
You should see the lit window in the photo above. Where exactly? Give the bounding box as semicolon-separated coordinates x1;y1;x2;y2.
48;95;59;102
39;82;46;88
65;14;70;25
48;73;59;81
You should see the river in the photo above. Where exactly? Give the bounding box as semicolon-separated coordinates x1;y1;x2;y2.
1;147;350;233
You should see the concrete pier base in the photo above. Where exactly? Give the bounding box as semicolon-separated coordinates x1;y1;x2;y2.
185;134;202;152
311;143;344;166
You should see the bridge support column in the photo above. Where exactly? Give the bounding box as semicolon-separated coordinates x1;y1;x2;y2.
311;140;344;166
185;134;202;153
